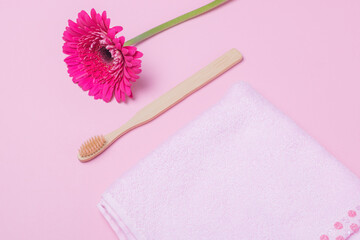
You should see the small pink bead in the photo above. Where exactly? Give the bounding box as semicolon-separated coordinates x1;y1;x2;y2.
334;222;343;229
320;235;329;240
351;223;359;232
336;236;345;240
348;210;357;217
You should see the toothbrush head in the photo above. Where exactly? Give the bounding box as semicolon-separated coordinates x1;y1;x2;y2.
78;135;106;162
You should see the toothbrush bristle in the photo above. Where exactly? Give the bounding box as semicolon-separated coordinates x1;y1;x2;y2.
79;135;106;158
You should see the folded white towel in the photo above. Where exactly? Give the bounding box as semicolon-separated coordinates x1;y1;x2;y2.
99;82;360;240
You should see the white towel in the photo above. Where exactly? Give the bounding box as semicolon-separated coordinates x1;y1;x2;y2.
99;82;360;240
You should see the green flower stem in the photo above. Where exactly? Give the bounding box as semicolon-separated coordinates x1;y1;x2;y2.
124;0;229;46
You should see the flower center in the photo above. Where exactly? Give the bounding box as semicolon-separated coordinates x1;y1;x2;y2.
99;47;113;63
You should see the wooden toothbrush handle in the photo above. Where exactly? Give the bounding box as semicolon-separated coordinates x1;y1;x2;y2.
107;48;243;142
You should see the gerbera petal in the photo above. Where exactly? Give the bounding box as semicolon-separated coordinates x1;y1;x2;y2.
118;36;125;45
131;59;141;66
68;24;87;35
123;68;131;79
126;67;140;78
122;47;136;56
65;26;80;37
108;28;116;39
90;8;97;21
123;46;137;56
124;56;133;62
102;84;114;102
63;45;76;54
113;26;123;34
65;59;80;67
63;31;75;42
72;73;87;83
77;11;88;27
124;83;132;96
134;51;143;59
113;38;122;50
94;86;103;99
125;46;136;51
123;76;131;87
81;10;92;25
119;80;125;93
130;67;142;74
121;47;128;55
96;13;103;28
105;38;112;44
88;83;102;96
101;11;108;26
78;77;93;91
114;83;122;102
64;55;78;62
68;20;78;29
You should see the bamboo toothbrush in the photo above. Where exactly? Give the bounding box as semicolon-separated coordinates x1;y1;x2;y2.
78;48;243;162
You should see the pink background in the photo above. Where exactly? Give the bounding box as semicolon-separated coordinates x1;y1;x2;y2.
1;0;359;239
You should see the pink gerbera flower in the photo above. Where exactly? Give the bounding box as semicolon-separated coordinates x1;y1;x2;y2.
63;9;143;102
62;2;229;102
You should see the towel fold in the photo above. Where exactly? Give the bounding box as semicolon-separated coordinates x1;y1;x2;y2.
99;82;360;240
